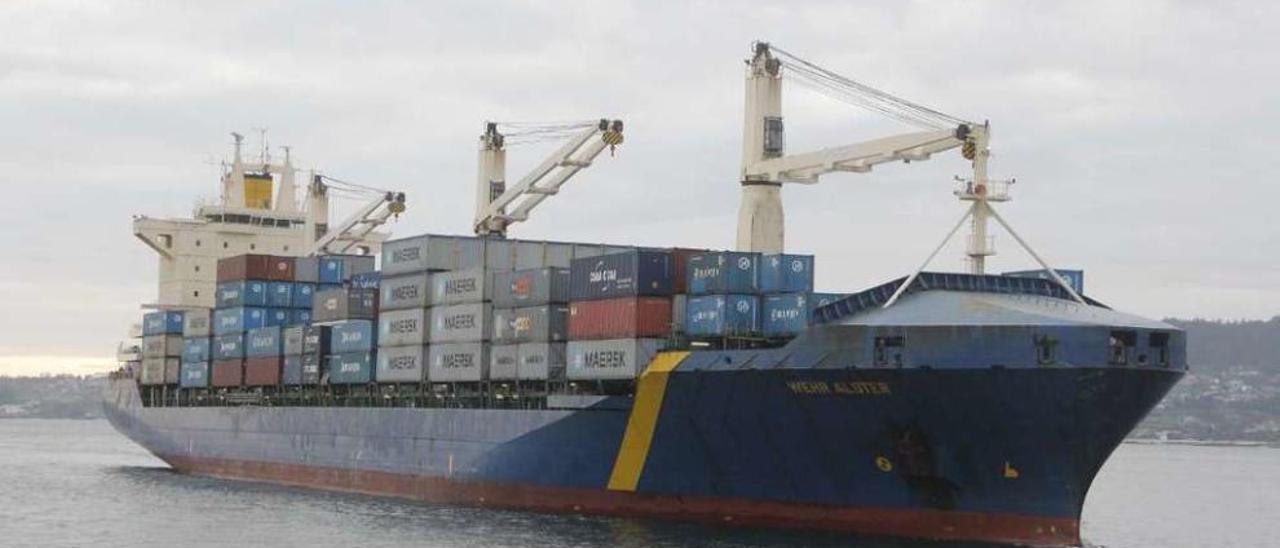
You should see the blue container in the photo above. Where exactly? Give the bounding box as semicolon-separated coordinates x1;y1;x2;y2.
687;252;760;295
330;320;376;353
759;254;815;293
762;293;811;337
179;362;209;388
326;352;374;384
1002;269;1085;295
569;249;673;301
246;326;283;358
216;281;267;308
292;283;315;310
212;333;246;360
264;308;290;328
268;282;293;308
181;337;210;364
290;309;312;326
212;307;267;335
685;294;760;337
282;355;302;385
349;271;381;290
319;255;375;284
319;257;345;284
143;311;185;336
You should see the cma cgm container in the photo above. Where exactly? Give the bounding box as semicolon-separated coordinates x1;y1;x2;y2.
330;320;376;354
213;307;267;335
761;293;810;337
217;281;267;308
381;234;484;275
759;254;815;293
379;273;431;311
566;338;666;380
687;251;760;295
376;345;429;383
685;294;760;337
493;306;569;344
210;359;243;387
568;297;672;340
244;357;283;386
430;304;492;343
379;309;430;347
179;362;209;388
183;309;212;337
428;343;489;382
492;268;570;308
312;287;378;323
431;268;491;306
569;250;674;301
143;311;184;336
327;352;374;384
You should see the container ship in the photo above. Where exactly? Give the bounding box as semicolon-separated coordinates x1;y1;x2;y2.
104;43;1184;546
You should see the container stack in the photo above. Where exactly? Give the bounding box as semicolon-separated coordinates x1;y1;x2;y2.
376;272;430;385
245;325;284;387
141;310;184;387
566;249;675;382
758;254;817;338
180;309;212;389
427;268;493;384
685;251;763;340
210;254;296;388
490;268;571;385
281;325;327;386
315;287;378;386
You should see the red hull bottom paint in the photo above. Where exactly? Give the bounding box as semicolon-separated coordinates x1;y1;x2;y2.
161;454;1080;546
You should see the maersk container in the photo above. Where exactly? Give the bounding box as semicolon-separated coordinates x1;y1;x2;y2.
210;359;243;387
493;305;569;344
569;250;674;300
179;361;209;388
376;344;428;383
246;326;283;358
428;343;489;382
1002;268;1085;295
380;273;431;311
381;234;483;275
282;355;303;386
282;326;305;356
164;358;181;385
139;358;166;385
431;268;491;306
312;287;378;323
181;337;211;364
568;297;672;340
302;325;330;356
685;294;760;337
484;238;515;271
217;280;268;308
687;251;760;295
378;308;430;347
244;356;282;386
319;255;375;284
182;309;212;338
518;342;566;380
294;257;319;283
762;293;810;337
292;283;315;310
330;320;376;353
212;333;246;360
289;310;311;326
327;352;374;384
142;334;183;359
492;268;570;308
489;344;520;381
759;254;815;293
429;303;492;343
267;281;293;308
213;307;266;335
566;338;665;381
142;310;184;336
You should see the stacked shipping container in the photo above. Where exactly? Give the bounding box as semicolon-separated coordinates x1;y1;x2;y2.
566;249;675;381
141;310;184;386
490;268;571;382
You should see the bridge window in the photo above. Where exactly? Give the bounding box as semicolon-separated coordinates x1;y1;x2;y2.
158;234;172;248
1034;335;1057;365
249;244;256;251
1149;332;1171;367
1108;330;1136;366
874;336;904;367
222;241;229;249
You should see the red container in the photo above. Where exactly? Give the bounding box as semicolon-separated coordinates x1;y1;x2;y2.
669;248;705;293
568;297;672;340
264;256;295;281
211;359;243;387
244;356;283;386
217;255;269;282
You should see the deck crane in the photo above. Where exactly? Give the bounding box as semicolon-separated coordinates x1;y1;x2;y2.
306;174;405;256
474;119;624;237
739;41;1083;304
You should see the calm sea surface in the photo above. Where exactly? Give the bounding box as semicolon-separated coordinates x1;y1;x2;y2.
0;419;1274;548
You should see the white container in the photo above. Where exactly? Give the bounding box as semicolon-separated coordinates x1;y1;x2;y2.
430;268;491;305
429;303;492;343
428;342;490;382
182;309;213;338
380;272;431;311
378;308;430;347
566;338;666;380
376;344;428;383
489;343;520;381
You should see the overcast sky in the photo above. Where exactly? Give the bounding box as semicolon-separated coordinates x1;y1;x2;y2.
2;0;1278;375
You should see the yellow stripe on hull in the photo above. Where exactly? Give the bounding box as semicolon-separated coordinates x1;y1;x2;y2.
606;351;690;492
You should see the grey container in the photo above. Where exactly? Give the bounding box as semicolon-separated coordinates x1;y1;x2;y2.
380;272;431;310
429;303;492;343
378;308;430;347
489;344;520;381
282;326;305;356
518;342;567;380
484;238;515;271
376;344;428;383
313;287;378;322
492;305;569;344
294;257;319;283
428;342;490;382
301;354;322;385
672;294;688;334
140;357;167;385
492;268;571;308
382;234;484;275
142;334;183;359
182;309;212;338
431;268;491;305
566;338;666;381
515;241;575;270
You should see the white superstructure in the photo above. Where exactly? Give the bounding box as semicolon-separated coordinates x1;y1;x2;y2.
133;133;405;310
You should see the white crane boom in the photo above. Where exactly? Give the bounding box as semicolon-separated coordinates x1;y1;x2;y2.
306;175;405;256
474;119;624;237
